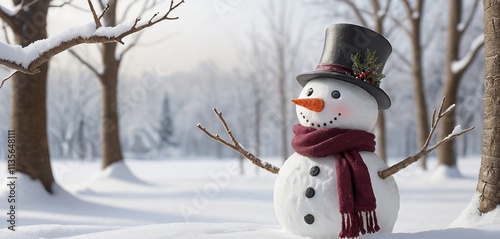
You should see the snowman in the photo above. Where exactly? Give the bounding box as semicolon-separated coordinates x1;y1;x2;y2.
197;23;401;239
273;24;399;239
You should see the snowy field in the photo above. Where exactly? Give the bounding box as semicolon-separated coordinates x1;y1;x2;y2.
0;156;499;238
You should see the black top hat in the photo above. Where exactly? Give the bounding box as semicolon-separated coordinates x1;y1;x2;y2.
297;23;392;110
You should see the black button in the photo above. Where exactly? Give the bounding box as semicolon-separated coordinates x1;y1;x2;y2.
304;214;315;224
305;187;315;198
310;166;320;176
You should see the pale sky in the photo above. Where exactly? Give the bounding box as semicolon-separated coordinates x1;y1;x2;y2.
0;0;402;80
37;0;321;77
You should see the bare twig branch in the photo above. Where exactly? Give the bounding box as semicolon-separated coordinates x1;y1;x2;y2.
380;0;392;21
459;0;480;35
2;22;10;44
98;4;110;21
401;0;413;21
149;12;159;23
0;0;185;80
120;0;159;23
422;14;442;51
197;108;280;174
391;48;412;68
0;70;18;89
68;49;101;77
120;0;140;23
87;0;102;28
97;0;106;11
340;0;367;27
385;12;412;36
119;31;145;59
51;0;87;11
49;0;74;8
130;31;177;49
113;0;184;40
378;97;475;179
20;0;41;11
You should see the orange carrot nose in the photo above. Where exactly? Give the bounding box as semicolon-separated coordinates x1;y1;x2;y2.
292;98;325;112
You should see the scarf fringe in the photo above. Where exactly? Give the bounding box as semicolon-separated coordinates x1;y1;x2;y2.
339;211;380;238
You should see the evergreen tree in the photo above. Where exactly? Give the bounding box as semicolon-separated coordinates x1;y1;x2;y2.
158;94;175;148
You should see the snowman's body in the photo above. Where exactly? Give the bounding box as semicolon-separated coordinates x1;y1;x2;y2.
274;78;400;238
274;152;399;238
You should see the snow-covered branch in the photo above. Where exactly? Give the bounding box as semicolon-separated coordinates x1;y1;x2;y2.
378;97;475;179
0;0;41;23
451;33;484;75
0;0;184;88
0;4;17;27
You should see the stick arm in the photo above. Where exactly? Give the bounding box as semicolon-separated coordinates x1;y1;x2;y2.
197;108;280;174
378;97;475;179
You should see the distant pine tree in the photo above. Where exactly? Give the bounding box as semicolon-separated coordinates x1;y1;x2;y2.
73;119;87;159
158;94;175;148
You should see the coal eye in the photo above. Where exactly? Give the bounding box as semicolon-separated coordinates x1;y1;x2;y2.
307;88;313;97
331;90;341;99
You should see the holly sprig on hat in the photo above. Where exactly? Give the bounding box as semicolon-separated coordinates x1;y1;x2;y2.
350;49;385;87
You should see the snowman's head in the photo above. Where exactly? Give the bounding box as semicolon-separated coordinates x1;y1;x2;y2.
293;78;378;132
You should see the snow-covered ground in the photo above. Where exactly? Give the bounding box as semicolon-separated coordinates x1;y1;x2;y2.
0;156;499;238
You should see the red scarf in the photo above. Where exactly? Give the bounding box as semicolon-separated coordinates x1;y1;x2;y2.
291;124;380;238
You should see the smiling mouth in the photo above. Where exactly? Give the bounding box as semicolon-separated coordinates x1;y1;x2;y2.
300;112;342;128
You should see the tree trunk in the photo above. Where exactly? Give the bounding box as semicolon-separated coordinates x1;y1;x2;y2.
477;0;500;214
438;0;463;167
278;46;288;162
376;112;387;162
254;98;261;174
279;80;288;162
409;0;430;170
99;49;123;169
370;1;388;163
9;0;54;193
100;74;123;169
99;0;124;169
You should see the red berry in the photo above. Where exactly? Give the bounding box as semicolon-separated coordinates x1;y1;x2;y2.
365;71;371;77
358;74;365;79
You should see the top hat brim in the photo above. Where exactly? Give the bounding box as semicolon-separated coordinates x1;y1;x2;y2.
297;71;391;110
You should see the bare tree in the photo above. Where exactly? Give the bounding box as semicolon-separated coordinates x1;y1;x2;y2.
0;0;184;193
239;26;273;173
477;0;500;214
438;0;484;167
260;0;305;162
47;68;99;159
68;0;172;169
392;0;430;169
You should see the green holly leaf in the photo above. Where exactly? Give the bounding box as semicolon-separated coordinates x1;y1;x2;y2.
350;49;385;87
